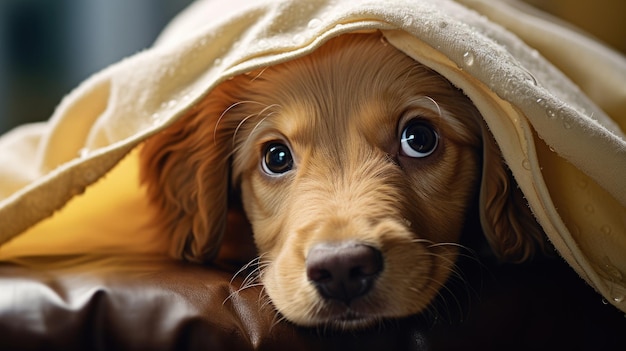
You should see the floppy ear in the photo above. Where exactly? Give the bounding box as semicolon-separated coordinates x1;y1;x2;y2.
478;124;547;263
140;96;234;263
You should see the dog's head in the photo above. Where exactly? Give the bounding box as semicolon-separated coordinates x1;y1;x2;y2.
141;34;545;328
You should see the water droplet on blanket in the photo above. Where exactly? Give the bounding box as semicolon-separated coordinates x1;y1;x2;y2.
610;270;624;282
522;158;531;170
563;120;572;129
164;99;178;109
530;49;540;59
151;112;166;126
78;148;90;158
180;92;192;103
535;98;545;107
292;34;305;45
601;257;623;281
307;18;322;29
602;298;609;305
521;67;538;86
257;39;269;49
462;51;475;67
545;108;556;119
607;275;626;305
438;21;448;29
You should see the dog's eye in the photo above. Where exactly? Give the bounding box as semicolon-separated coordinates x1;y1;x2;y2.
262;143;294;175
400;120;439;158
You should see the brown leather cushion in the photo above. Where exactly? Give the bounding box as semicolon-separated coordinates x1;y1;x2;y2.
0;254;624;351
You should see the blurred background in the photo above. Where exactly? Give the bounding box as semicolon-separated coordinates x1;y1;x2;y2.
0;0;624;134
0;0;193;134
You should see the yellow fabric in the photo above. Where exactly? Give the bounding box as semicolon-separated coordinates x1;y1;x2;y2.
0;150;168;258
0;0;624;311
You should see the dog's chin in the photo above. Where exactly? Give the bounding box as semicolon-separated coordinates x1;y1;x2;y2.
294;302;384;330
324;310;380;330
281;293;422;330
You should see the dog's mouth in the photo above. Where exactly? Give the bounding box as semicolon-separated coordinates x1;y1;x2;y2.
339;310;363;321
335;311;377;329
317;302;381;329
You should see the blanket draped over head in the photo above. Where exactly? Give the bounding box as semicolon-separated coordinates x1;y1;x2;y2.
0;0;625;312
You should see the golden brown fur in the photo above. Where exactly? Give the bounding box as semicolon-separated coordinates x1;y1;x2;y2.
140;33;545;329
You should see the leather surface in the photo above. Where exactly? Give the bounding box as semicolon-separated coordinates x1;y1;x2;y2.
1;254;625;351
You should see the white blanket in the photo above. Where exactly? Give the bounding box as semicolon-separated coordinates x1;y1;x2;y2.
1;0;624;312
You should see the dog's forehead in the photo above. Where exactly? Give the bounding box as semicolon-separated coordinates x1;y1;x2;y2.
269;98;399;152
231;33;478;158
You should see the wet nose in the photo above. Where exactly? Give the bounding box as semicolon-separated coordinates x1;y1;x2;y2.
306;242;383;304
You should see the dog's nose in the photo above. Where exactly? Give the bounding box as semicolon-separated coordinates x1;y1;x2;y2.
306;242;383;304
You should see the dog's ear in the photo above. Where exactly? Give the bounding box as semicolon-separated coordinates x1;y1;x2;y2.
140;97;233;263
478;125;546;263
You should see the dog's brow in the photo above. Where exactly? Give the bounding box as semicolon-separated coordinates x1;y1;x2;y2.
232;104;281;145
406;96;442;116
215;100;265;145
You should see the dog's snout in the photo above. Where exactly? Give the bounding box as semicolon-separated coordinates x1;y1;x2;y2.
306;242;383;304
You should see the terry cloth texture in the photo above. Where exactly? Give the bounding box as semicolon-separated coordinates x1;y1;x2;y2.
0;0;625;312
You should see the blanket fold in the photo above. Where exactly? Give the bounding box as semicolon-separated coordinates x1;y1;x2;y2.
1;0;624;312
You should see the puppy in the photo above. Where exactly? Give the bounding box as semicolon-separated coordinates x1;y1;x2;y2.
140;33;545;329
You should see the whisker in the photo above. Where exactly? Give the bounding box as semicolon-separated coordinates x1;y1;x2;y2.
427;241;469;250
223;281;262;305
223;255;271;305
398;65;419;92
406;95;443;118
229;256;262;284
416;251;472;293
225;104;281;167
234;114;272;154
248;67;269;82
239;263;271;291
427;241;476;254
232;112;263;147
424;96;442;116
248;107;279;138
408;282;450;325
425;276;464;322
260;297;275;313
425;241;483;266
231;104;280;145
409;238;437;246
419;251;458;268
269;309;287;332
214;100;265;144
404;244;476;323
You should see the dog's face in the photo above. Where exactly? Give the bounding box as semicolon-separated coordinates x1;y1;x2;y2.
228;35;482;328
141;33;544;329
